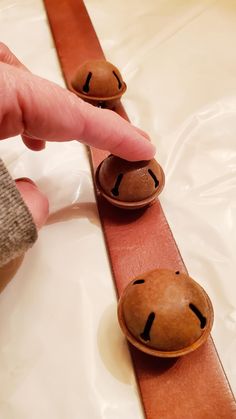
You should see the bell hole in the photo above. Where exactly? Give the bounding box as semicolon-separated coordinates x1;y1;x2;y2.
148;169;159;188
140;312;155;342
111;173;123;196
133;279;145;285
113;71;122;89
175;271;180;275
189;303;206;329
83;72;92;92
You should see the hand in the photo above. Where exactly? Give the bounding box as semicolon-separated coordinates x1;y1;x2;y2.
0;43;156;229
0;43;155;159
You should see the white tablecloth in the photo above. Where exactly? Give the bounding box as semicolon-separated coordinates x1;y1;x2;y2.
0;1;235;417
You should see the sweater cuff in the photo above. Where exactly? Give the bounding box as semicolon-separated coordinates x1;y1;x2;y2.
0;159;38;267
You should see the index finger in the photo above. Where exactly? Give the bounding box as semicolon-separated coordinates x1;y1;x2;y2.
5;65;156;161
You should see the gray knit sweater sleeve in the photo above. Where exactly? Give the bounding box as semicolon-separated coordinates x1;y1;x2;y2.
0;158;38;267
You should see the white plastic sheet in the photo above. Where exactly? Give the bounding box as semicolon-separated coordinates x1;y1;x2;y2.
0;0;235;417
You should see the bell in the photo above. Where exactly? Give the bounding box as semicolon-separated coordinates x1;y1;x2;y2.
95;155;165;209
71;60;127;108
118;269;214;357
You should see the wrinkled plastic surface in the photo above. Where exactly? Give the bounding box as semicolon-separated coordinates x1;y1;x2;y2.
0;0;235;418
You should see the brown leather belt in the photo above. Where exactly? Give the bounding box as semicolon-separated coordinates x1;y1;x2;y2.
43;1;236;417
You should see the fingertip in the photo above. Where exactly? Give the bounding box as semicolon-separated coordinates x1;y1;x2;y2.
22;135;46;151
126;141;156;161
110;127;156;161
138;139;156;159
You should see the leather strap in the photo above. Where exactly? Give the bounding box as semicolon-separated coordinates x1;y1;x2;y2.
43;1;236;417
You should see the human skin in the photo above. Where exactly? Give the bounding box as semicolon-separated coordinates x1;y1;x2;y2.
0;43;156;230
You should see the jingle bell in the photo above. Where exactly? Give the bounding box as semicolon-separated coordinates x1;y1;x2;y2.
95;155;165;209
71;60;126;108
118;269;214;357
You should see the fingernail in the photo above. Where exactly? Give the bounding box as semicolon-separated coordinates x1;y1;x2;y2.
15;177;37;187
141;131;151;141
147;142;156;153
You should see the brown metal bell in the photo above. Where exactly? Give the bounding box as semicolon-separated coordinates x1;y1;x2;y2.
95;155;165;209
71;60;126;108
118;269;214;357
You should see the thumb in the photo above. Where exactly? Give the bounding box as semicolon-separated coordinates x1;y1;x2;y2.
15;178;49;230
